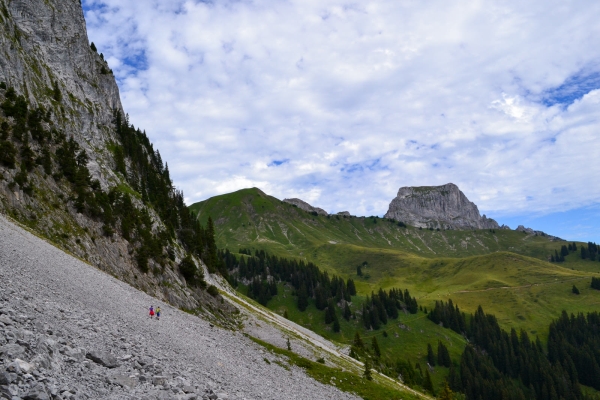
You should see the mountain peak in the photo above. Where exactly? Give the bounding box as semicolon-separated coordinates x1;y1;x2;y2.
384;183;499;230
283;198;328;216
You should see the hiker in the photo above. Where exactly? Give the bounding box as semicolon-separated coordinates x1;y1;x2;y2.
156;306;161;320
149;305;155;319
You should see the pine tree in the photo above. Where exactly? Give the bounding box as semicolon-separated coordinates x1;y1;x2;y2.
438;341;451;367
346;278;357;295
353;331;364;349
427;343;436;366
297;284;308;311
325;299;336;324
423;369;435;395
572;284;580;295
363;359;373;381
343;302;351;321
438;381;453;400
333;317;340;333
372;336;381;358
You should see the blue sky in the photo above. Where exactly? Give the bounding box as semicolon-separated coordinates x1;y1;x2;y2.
82;0;600;242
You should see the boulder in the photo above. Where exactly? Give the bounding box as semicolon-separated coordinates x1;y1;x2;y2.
86;351;119;368
109;374;137;389
23;382;50;400
0;344;25;359
152;376;168;386
13;358;35;373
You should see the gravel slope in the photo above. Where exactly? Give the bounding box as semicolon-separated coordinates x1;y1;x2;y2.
0;214;359;400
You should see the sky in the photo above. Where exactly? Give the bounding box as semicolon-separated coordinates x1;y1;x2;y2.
82;0;600;242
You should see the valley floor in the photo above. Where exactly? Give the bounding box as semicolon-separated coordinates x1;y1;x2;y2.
0;214;359;400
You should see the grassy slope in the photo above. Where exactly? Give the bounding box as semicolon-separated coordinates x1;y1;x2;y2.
190;188;600;394
190;188;600;335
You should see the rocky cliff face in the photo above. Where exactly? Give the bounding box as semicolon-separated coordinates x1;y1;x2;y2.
384;183;500;230
283;198;329;216
0;0;122;175
0;0;215;311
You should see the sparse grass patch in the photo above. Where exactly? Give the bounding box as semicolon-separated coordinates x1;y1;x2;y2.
248;336;423;400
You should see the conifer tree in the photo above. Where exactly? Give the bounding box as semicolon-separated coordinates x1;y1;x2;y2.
333;316;340;333
297;284;308;311
423;369;434;395
437;341;451;367
427;343;436;366
438;381;453;400
372;336;381;359
363;359;373;381
346;278;357;295
343;302;351;321
353;331;364;349
325;299;336;324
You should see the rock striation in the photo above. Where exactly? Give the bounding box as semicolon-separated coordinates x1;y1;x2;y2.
384;183;500;230
283;198;328;216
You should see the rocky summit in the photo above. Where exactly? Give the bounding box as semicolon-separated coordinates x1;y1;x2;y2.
384;183;500;230
282;198;328;216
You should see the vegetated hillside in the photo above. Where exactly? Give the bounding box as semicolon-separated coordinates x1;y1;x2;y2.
0;0;222;313
190;188;600;332
190;188;573;261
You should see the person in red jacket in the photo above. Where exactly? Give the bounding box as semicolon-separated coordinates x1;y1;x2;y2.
149;305;155;319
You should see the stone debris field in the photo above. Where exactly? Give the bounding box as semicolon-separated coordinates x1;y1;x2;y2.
0;215;359;400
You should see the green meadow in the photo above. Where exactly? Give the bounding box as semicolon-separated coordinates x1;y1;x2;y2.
190;187;600;393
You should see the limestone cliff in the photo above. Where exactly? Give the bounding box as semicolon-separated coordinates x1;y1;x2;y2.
0;0;218;312
384;183;500;230
0;0;122;180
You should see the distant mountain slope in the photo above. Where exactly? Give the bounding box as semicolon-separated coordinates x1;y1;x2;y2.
190;188;562;261
189;188;599;333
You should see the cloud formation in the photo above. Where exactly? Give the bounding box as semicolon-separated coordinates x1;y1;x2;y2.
83;0;600;231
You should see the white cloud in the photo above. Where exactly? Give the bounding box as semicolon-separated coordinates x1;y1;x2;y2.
82;0;600;224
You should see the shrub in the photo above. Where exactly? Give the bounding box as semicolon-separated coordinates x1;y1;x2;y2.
207;285;219;297
179;255;197;283
0;141;17;168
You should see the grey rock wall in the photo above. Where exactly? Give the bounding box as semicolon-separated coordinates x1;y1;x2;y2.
0;0;216;312
283;198;328;216
384;183;500;230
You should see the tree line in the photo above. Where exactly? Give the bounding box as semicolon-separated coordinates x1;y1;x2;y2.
580;242;599;261
361;287;418;330
219;248;418;333
428;299;600;400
